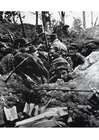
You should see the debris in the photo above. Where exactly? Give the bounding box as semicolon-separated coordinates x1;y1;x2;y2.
28;118;58;127
23;102;34;116
40;97;52;114
34;105;39;116
15;107;68;127
67;116;73;123
4;106;18;121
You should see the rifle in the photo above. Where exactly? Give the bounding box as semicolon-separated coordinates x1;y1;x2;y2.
33;88;94;92
3;57;29;82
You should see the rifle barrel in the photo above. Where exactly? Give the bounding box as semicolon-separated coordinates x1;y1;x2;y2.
34;88;94;92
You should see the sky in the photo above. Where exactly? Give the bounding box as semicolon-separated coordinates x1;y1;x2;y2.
20;11;99;28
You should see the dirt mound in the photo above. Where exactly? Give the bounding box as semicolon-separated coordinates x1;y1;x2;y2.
0;20;36;42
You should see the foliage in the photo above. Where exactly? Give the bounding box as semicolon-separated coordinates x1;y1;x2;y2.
72;17;83;32
4;11;19;23
58;11;65;25
3;11;25;24
41;11;52;31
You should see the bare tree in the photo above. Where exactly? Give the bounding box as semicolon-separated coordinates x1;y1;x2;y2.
72;17;82;32
35;11;38;26
58;11;65;25
41;11;51;31
82;11;86;29
91;11;93;27
18;12;26;38
94;17;98;27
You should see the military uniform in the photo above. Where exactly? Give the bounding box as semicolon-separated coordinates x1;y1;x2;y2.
15;50;48;79
70;52;85;69
69;43;85;69
48;56;73;83
49;34;68;60
0;53;15;75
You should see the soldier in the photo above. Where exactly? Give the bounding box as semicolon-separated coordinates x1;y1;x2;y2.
14;45;48;83
81;42;99;57
68;43;85;69
0;53;15;75
62;24;70;37
13;38;29;49
48;56;74;83
49;33;68;59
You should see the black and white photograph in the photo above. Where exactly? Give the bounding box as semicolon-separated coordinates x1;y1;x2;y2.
2;0;99;138
0;10;99;129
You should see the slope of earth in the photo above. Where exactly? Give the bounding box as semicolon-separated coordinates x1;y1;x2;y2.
72;51;99;97
0;20;36;42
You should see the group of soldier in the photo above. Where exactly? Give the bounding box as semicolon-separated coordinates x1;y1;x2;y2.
0;25;88;86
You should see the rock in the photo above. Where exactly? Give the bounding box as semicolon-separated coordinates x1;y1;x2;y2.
68;51;99;97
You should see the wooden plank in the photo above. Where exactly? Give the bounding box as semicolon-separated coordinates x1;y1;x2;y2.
19;119;58;127
15;107;68;127
40;97;52;114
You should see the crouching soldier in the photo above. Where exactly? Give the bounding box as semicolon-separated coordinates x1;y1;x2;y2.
0;53;15;75
68;43;85;69
48;56;74;83
14;45;48;84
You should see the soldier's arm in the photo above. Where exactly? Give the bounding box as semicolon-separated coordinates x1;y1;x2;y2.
77;53;85;64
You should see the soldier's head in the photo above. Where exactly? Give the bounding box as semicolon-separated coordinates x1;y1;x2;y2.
28;45;38;56
51;57;69;81
36;25;43;34
55;66;68;81
69;43;78;55
50;33;58;43
14;38;29;49
62;25;69;36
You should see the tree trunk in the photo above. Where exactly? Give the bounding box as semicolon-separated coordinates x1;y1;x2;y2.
82;11;86;29
41;11;47;31
35;11;38;26
60;11;65;25
18;12;26;38
94;17;98;27
91;11;93;28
